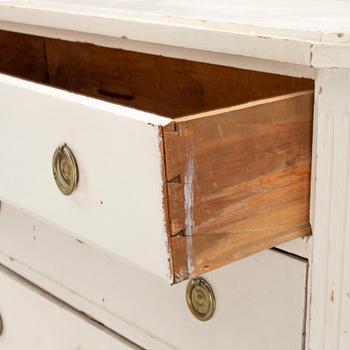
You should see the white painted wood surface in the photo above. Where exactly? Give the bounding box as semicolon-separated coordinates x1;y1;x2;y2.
0;203;308;350
1;0;350;67
307;69;350;350
0;264;140;349
277;236;312;259
0;73;172;281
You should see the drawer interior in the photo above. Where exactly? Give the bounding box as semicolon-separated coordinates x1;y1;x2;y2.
0;30;313;118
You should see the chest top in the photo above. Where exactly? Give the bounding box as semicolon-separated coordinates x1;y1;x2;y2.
0;0;349;68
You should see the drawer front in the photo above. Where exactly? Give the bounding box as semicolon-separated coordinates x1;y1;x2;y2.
0;264;139;349
0;73;171;280
0;204;308;350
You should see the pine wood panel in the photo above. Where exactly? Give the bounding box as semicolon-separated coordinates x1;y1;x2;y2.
43;39;312;118
163;91;313;282
0;30;48;82
0;30;313;119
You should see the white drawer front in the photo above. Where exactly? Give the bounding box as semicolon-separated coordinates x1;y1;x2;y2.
0;74;171;280
0;204;308;350
0;264;139;350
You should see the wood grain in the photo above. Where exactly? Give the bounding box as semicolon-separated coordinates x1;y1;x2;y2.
0;30;312;119
0;30;48;82
44;39;312;118
163;91;313;282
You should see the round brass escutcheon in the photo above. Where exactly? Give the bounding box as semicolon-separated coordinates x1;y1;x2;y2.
186;277;216;321
52;144;79;195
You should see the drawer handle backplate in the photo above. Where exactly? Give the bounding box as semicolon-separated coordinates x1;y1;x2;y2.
186;277;216;321
52;144;79;195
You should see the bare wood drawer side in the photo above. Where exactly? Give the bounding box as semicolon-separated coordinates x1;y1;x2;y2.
163;92;313;281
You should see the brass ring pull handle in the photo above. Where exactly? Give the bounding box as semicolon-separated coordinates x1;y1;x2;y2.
52;144;79;195
0;313;3;335
186;277;216;321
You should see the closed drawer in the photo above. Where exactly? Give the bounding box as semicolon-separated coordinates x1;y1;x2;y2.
0;204;308;350
0;264;139;350
0;29;314;282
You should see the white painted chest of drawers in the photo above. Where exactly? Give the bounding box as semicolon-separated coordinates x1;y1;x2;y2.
0;1;349;349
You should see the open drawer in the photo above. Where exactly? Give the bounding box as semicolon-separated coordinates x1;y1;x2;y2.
0;30;314;283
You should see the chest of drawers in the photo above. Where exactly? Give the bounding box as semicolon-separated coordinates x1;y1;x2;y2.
0;0;349;349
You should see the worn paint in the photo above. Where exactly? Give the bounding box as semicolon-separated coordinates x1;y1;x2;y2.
309;69;350;349
175;270;189;282
159;125;176;283
184;158;195;274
